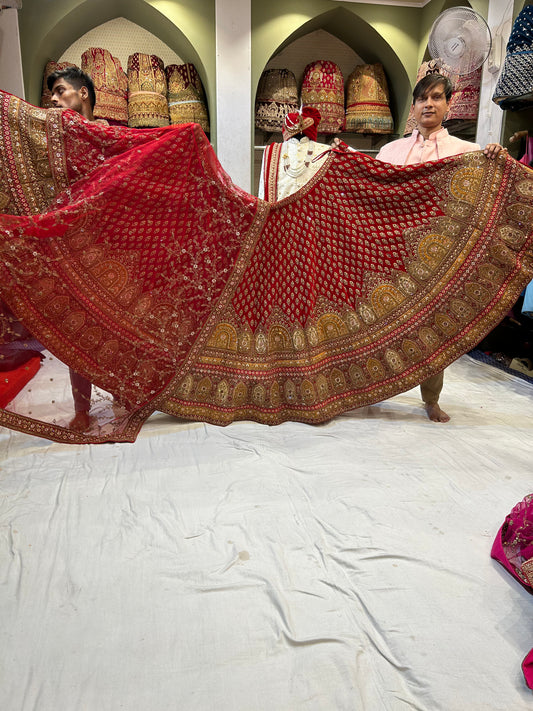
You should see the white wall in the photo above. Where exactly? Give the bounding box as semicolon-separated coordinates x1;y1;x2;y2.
215;0;252;191
0;8;24;99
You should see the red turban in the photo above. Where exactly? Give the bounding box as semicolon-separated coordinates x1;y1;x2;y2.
282;107;321;141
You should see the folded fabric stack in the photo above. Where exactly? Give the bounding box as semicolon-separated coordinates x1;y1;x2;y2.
82;47;128;125
127;52;169;128
493;4;533;110
255;68;299;132
345;63;393;134
40;60;78;108
447;67;482;122
166;63;209;133
301;60;345;134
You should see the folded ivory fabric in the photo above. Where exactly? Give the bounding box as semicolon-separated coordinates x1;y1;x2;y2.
127;52;169;127
0;90;533;443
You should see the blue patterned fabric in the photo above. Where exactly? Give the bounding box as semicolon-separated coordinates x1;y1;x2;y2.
493;5;533;109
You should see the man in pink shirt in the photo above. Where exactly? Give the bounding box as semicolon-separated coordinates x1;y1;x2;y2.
376;73;504;422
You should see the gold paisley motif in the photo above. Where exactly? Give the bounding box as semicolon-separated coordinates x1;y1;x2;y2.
515;178;533;198
78;326;103;351
207;323;238;351
233;381;248;406
44;295;70;319
497;224;528;249
477;262;504;283
507;202;533;224
216;380;230;404
301;379;316;404
402;339;423;362
330;367;346;392
366;357;385;381
407;261;432;281
418;233;455;268
195;376;212;399
449;166;483;203
358;303;376;324
344;310;361;332
63;311;86;335
269;325;292;352
396;274;417;296
239;330;252;352
316;374;329;399
317;313;348;342
371;284;405;317
419;327;440;350
178;374;194;398
293;328;306;350
349;363;366;386
255;332;267;354
450;298;475;321
434;312;458;336
306;325;318;347
464;281;491;305
385;349;404;374
90;259;129;296
284;379;297;402
252;384;266;405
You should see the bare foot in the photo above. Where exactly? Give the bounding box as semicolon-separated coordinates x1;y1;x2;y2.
425;403;450;423
68;410;92;432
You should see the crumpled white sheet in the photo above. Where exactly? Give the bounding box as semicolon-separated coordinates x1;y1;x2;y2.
0;355;532;710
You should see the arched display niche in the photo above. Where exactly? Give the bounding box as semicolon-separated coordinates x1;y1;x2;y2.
20;0;214;131
253;7;412;142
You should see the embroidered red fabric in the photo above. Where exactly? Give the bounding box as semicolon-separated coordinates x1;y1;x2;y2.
1;91;533;444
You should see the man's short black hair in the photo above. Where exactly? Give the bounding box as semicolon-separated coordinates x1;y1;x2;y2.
46;66;96;110
412;73;453;104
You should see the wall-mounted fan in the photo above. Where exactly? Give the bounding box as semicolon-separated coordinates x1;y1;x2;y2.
428;6;492;76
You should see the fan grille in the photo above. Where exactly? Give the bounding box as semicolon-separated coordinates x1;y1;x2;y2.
428;7;491;75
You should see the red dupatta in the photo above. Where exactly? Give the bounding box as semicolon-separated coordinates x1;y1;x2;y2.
0;90;533;443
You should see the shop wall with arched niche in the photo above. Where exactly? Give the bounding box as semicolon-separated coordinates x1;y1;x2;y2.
19;0;215;135
251;4;414;192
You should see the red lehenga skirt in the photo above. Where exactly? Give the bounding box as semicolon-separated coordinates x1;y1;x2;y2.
0;90;533;444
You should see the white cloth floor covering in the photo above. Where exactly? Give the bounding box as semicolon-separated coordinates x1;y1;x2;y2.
0;354;532;710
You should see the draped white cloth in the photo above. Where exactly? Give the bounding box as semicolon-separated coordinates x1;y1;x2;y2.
0;354;532;710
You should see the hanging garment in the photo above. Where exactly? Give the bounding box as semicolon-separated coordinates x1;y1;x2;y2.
0;90;533;444
493;5;533;110
40;60;78;109
81;47;128;125
258;137;330;202
166;63;209;133
345;64;394;134
446;68;482;122
301;60;345;134
258;107;328;201
491;494;533;689
127;53;169;128
255;69;299;132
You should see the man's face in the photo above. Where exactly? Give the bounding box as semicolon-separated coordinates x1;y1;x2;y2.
412;84;450;134
50;78;85;114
